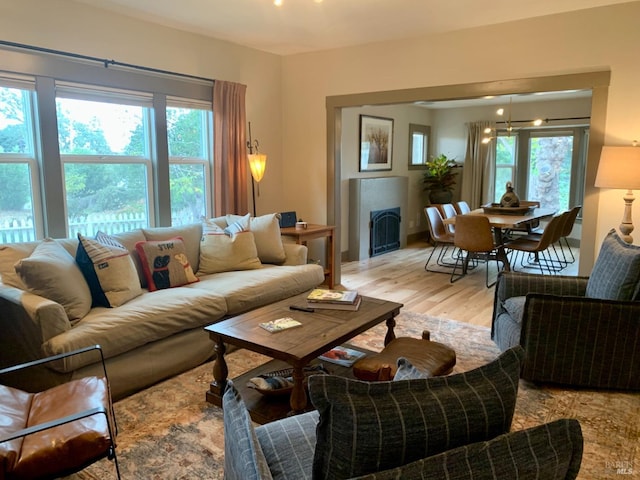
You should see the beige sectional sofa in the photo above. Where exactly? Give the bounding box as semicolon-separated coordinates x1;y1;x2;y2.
0;214;325;399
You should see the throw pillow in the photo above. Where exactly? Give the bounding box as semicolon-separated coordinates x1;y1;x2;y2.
14;239;92;321
392;357;432;380
586;228;640;301
0;242;38;289
135;237;199;291
142;223;202;275
502;296;527;324
226;213;286;264
198;219;262;275
76;232;143;307
309;345;524;480
222;381;273;480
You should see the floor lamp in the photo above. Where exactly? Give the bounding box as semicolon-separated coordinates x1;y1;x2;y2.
595;145;640;243
247;122;267;216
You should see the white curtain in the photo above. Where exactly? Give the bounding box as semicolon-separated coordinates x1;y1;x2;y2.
461;121;496;209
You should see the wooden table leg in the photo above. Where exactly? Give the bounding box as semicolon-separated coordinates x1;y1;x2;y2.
384;316;397;346
288;365;307;414
209;338;228;397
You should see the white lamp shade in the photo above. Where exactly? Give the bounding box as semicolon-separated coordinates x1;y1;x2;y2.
248;153;267;183
595;146;640;189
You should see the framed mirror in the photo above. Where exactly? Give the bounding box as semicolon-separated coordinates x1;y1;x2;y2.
408;123;431;169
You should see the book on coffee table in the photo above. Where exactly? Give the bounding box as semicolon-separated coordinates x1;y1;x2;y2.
307;295;362;311
318;345;366;367
259;317;302;333
307;288;359;304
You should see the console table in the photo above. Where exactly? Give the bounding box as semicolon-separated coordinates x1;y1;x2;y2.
281;224;335;288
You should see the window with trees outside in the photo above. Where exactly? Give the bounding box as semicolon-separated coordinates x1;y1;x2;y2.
493;127;587;215
0;63;213;243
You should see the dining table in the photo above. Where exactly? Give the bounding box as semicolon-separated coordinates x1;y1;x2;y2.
442;207;556;271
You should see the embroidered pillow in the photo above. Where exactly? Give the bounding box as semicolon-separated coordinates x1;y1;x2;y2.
309;346;524;480
76;232;142;307
14;239;92;321
198;219;262;275
135;237;199;291
226;213;286;264
586;229;640;301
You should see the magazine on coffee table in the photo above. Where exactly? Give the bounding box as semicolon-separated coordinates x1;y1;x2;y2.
259;317;302;333
318;345;366;367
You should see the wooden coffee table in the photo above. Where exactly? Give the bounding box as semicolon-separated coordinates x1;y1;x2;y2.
205;292;403;423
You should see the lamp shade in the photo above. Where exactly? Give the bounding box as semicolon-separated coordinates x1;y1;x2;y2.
595;146;640;189
248;153;267;183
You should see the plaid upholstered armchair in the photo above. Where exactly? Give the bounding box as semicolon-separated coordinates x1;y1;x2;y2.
492;229;640;391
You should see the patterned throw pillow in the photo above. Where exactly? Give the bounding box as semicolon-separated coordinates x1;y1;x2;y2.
14;239;92;321
198;219;262;275
76;232;143;307
309;346;524;480
222;381;273;480
586;229;640;301
392;357;432;380
135;237;199;291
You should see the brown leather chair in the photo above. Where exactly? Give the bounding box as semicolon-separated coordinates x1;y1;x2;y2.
440;203;458;235
454;201;471;214
451;214;504;287
424;206;456;273
0;345;120;479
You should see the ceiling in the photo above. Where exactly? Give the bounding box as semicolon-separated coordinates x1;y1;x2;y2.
72;0;633;55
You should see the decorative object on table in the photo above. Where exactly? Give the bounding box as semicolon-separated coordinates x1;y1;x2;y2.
318;345;366;367
499;181;521;207
258;317;302;333
246;121;267;216
295;219;308;229
247;364;328;396
423;153;459;204
278;211;297;228
595;144;640;243
359;115;393;172
481;203;536;215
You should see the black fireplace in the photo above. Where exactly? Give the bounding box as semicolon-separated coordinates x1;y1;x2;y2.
369;207;401;257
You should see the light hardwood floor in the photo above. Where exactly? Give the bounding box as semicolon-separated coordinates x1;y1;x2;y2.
340;240;579;328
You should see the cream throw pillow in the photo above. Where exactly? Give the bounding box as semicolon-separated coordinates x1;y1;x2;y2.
225;213;286;264
198;219;262;275
14;239;92;321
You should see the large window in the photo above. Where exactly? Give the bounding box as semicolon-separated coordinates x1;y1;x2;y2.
0;81;40;242
56;93;152;236
493;127;587;213
0;56;213;241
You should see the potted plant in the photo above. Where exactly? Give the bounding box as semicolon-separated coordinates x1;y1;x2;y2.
423;154;459;204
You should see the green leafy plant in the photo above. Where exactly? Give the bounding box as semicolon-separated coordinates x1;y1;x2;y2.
422;154;458;192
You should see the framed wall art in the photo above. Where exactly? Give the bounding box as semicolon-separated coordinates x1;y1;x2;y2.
359;115;393;172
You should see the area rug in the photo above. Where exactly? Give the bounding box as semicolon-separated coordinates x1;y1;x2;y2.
71;312;638;479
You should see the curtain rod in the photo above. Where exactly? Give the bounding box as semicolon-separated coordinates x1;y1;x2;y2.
496;116;591;125
0;40;213;83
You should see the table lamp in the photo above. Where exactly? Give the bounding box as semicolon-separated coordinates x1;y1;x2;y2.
595;145;640;243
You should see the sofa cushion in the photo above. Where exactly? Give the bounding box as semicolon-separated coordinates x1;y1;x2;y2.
76;232;142;307
227;213;286;264
42;286;227;371
586;228;640;301
142;223;202;275
309;346;524;480
222;382;273;480
135;237;199;291
0;241;39;289
351;419;583;480
191;264;325;314
198;220;262;275
256;411;319;480
14;239;92;322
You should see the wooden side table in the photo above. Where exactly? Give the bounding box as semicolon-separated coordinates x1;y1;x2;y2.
281;224;335;288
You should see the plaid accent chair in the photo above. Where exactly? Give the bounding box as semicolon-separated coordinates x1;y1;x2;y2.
492;230;640;390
